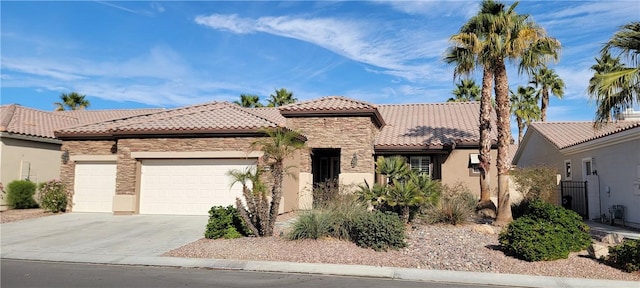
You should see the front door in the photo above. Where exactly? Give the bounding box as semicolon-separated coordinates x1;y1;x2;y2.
312;148;340;185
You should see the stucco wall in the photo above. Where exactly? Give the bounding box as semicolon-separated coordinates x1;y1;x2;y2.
440;148;499;199
565;138;640;228
515;131;564;172
1;138;62;210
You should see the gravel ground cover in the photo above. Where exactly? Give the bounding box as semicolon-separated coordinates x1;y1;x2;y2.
0;208;57;223
165;214;640;282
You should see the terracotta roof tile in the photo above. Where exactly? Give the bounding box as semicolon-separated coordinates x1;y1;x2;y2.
279;96;377;112
246;107;286;125
530;121;640;149
1;104;77;139
56;102;281;137
54;108;164;124
375;102;497;149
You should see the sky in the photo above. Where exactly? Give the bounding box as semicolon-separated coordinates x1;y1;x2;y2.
1;1;639;128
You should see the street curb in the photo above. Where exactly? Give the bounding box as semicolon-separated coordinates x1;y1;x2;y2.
2;253;639;288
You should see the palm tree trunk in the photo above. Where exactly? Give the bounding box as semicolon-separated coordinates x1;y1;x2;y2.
493;59;513;225
540;90;549;122
517;117;524;144
266;163;284;236
478;66;494;210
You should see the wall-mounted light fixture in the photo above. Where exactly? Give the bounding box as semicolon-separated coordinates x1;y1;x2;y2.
61;150;69;164
351;153;358;168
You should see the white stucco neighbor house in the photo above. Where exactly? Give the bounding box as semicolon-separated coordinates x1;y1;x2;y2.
512;109;640;229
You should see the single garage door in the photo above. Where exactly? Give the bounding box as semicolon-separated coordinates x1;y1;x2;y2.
73;162;117;213
139;158;256;215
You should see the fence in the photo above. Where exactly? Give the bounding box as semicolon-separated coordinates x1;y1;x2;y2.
560;181;588;219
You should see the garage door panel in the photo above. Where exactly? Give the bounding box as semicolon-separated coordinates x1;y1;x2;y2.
73;162;116;213
140;159;256;215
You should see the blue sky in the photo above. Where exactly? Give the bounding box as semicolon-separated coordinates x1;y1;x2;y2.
1;1;638;125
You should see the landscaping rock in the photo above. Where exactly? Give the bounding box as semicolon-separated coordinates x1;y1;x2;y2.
476;208;496;219
472;224;495;235
587;243;609;260
601;233;625;245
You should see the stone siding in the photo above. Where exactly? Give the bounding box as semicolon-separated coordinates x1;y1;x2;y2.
286;116;378;174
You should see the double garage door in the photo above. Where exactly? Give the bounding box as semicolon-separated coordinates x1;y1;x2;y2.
72;159;255;215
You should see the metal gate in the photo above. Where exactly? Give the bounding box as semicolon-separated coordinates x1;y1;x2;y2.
560;181;588;218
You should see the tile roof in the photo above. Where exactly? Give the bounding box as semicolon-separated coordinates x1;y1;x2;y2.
375;102;497;149
1;104;77;139
0;104;164;140
246;107;286;126
279;96;385;127
529;120;640;149
56;102;282;137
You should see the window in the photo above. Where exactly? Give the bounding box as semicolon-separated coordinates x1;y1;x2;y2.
469;154;481;174
564;160;572;179
582;158;593;177
409;156;431;176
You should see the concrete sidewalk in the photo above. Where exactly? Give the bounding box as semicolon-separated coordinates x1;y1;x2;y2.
2;213;638;288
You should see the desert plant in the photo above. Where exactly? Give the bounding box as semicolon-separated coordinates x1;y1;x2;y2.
421;182;476;225
205;205;251;239
511;166;559;203
499;199;591;261
228;167;268;236
606;239;640;272
38;180;68;213
312;178;340;209
6;180;38;209
288;194;367;241
350;210;407;251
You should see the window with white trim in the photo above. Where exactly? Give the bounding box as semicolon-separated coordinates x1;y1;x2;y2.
409;156;431;176
469;154;481;174
564;160;572;180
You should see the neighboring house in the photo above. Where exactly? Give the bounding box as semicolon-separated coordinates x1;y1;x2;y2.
512;111;640;229
54;96;501;216
0;104;162;210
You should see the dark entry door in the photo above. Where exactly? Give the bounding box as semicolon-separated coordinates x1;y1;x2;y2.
312;149;340;184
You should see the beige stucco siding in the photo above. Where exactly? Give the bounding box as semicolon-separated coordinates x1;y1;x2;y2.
439;148;499;199
515;130;564;173
1;138;62;210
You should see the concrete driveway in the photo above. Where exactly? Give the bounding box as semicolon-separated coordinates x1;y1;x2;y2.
1;213;208;263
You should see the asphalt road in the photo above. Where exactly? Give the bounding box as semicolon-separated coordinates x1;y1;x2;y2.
1;259;498;288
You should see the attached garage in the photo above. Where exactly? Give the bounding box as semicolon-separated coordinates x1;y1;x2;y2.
72;162;116;213
139;158;257;215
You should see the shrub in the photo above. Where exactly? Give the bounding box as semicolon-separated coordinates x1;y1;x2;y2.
421;182;476;225
511;166;558;203
6;180;38;209
499;199;591;261
350;210;406;251
288;194;367;241
312;178;340;209
205;206;251;239
606;239;640;272
38;180;68;213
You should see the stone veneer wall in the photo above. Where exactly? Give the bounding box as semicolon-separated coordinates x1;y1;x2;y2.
285;116;378;175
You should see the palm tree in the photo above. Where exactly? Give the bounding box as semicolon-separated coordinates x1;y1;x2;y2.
249;128;305;236
448;78;481;102
589;22;640;126
234;94;264;108
530;67;564;121
54;92;90;111
228;167;267;236
449;0;561;225
267;88;297;107
510;86;541;144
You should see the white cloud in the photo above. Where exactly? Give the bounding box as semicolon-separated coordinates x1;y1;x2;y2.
195;13;451;82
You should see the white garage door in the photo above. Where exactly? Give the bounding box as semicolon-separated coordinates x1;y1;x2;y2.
139;158;256;215
73;162;116;213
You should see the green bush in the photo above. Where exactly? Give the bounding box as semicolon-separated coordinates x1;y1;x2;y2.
511;166;558;203
606;239;640;272
499;199;591;261
350;210;406;251
38;180;68;213
205;206;251;239
6;180;38;209
421;182;476;225
288;194;367;241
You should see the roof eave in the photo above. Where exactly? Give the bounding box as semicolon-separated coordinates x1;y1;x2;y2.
280;109;386;128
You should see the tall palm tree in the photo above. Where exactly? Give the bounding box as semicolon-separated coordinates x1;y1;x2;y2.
530;67;564;121
267;88;297;107
448;78;481;102
449;0;560;225
589;51;625;121
589;22;640;126
249;128;305;236
510;86;541;144
54;92;90;111
234;94;264;108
